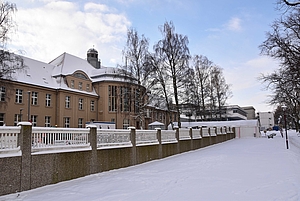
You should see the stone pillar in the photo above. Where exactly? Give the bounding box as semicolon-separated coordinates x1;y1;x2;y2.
232;127;236;138
189;127;193;150
174;126;180;153
156;128;162;159
129;127;136;165
199;127;203;148
87;125;98;174
18;122;32;192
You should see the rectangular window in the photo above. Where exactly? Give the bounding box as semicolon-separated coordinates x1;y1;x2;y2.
45;116;51;127
31;115;37;127
120;87;130;112
79;98;83;110
64;117;70;128
134;88;140;113
70;80;74;88
15;89;23;103
0;113;4;126
0;86;6;101
90;100;95;111
78;118;83;128
65;96;70;108
45;94;51;107
79;82;82;90
31;91;38;105
14;114;21;126
86;84;90;91
108;85;117;112
123;119;129;129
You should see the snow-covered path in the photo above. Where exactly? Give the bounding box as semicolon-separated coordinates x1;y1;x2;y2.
1;131;300;201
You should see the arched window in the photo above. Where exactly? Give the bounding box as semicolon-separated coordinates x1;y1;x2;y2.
74;72;88;80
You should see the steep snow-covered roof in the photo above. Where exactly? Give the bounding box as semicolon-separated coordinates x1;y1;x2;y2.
11;54;98;96
10;52;139;96
49;52;95;78
14;56;59;89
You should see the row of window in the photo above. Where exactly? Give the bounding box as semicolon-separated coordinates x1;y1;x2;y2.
108;85;140;113
0;87;95;111
0;113;85;128
70;80;90;91
0;112;126;129
12;89;52;106
65;96;95;111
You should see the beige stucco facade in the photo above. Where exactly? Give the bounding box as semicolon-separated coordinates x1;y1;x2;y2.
0;50;176;129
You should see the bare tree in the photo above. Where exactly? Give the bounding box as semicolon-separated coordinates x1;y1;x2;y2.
210;66;232;120
0;2;26;108
121;28;155;129
259;7;300;130
146;52;174;129
0;2;25;81
153;21;190;128
192;55;213;120
282;0;300;6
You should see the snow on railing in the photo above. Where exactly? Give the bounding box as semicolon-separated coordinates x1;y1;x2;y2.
97;129;131;148
0;126;20;151
179;128;191;140
136;130;158;145
161;130;177;143
31;127;89;151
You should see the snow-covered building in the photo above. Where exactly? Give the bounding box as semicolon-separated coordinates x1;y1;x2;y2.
257;111;274;131
180;105;249;122
0;48;176;129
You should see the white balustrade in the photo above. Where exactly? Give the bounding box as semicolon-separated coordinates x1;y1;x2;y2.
97;129;131;148
31;127;89;150
136;130;158;145
192;129;202;139
202;128;210;137
0;126;20;150
161;130;177;143
179;129;191;140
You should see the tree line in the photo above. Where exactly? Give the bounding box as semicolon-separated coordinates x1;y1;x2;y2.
260;0;300;131
121;21;231;129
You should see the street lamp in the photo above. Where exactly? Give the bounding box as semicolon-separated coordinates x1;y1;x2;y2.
282;105;289;149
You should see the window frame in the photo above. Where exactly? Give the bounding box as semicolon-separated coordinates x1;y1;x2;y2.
15;89;23;104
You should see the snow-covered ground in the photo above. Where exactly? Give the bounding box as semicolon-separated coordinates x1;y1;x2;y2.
1;130;300;201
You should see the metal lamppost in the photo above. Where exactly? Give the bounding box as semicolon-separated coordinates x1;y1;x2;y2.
282;105;289;149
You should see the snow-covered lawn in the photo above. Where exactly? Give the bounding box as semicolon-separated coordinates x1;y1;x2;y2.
1;130;300;201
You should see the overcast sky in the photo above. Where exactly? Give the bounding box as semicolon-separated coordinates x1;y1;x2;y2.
9;0;283;112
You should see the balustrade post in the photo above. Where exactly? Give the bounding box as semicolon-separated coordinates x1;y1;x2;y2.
87;125;98;174
17;122;32;192
199;127;203;148
232;127;236;138
129;127;136;165
174;126;180;153
156;128;162;159
189;127;193;150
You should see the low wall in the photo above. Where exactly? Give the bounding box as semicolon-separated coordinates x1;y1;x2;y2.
0;125;235;196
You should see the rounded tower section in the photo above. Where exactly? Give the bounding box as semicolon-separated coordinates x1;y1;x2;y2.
87;48;101;69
